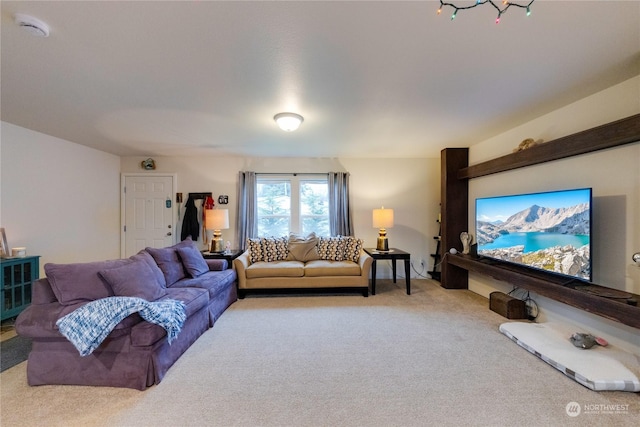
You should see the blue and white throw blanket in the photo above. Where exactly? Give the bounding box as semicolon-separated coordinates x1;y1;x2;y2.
56;296;186;357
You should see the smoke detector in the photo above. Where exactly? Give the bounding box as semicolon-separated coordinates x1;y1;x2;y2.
14;13;50;37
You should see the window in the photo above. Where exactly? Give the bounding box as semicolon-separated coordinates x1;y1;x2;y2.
257;175;329;237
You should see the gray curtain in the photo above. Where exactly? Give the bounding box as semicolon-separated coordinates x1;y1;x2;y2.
236;171;257;250
328;172;353;236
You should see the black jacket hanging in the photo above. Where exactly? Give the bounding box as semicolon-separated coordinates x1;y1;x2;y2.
181;196;200;241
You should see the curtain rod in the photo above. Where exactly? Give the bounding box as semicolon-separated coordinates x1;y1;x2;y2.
256;172;331;176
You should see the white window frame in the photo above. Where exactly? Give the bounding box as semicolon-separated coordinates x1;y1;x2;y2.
257;174;329;236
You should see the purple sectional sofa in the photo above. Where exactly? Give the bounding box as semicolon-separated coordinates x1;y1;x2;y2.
15;238;237;390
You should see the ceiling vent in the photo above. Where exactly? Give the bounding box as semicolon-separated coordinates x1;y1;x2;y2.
14;13;50;37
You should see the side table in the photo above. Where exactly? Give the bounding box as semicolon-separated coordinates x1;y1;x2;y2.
363;248;411;295
201;249;243;269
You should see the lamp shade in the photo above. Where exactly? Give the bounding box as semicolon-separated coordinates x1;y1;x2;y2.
372;207;394;228
205;209;229;230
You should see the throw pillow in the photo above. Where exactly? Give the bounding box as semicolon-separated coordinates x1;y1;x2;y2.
177;245;210;277
99;259;166;300
174;236;198;251
317;236;345;261
274;236;289;260
261;236;289;262
146;246;186;286
247;238;264;263
45;259;128;305
260;237;277;262
342;236;363;262
286;232;320;262
130;250;167;288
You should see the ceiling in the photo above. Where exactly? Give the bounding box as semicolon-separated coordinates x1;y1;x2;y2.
2;1;639;158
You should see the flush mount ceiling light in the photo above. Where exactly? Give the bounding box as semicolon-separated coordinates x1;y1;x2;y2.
274;112;304;132
14;13;50;37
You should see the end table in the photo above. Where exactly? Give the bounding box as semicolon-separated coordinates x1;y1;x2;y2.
363;248;411;295
201;249;243;269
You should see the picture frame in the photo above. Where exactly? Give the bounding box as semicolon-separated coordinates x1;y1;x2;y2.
0;228;8;258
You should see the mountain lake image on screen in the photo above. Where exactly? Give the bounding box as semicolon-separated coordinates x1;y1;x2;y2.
475;188;592;281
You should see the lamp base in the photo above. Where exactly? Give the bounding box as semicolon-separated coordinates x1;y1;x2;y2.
376;228;389;251
210;230;224;253
376;236;389;251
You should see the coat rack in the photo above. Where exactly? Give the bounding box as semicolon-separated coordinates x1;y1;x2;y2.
188;192;212;200
181;193;214;242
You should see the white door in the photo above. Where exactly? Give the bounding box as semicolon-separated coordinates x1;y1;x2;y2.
121;174;176;257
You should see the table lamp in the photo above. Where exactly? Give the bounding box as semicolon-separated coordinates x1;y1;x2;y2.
205;209;229;253
372;207;394;251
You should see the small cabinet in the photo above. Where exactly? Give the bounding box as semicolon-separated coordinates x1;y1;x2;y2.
1;256;40;321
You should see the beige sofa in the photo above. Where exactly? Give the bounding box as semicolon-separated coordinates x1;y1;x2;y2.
232;234;373;297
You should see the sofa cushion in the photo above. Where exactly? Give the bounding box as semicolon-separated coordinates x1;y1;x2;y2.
130;287;209;347
246;261;305;278
129;250;167;287
286;232;319;262
99;259;167;300
177;245;210;277
304;260;362;277
172;269;237;299
162;287;209;317
44;260;128;305
31;278;58;305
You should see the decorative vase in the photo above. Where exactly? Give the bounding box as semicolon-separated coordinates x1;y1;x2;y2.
460;232;473;255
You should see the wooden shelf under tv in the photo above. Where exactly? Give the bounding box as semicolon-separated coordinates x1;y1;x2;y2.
447;254;640;329
440;114;640;329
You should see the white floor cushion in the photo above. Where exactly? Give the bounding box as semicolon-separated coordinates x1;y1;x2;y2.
499;322;640;392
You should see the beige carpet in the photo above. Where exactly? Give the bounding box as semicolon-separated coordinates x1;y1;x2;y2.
1;280;638;427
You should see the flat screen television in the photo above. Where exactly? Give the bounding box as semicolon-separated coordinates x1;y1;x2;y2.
475;188;592;282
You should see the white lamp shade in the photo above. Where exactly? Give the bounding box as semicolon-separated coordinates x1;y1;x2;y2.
274;112;303;132
372;208;394;228
205;209;229;230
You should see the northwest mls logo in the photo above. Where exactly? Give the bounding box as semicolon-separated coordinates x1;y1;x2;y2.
566;401;630;417
566;401;581;417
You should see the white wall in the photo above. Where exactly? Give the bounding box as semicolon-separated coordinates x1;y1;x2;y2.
0;121;440;282
1;122;121;275
120;156;441;279
467;76;640;353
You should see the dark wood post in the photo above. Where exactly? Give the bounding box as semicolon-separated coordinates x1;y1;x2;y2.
440;148;469;289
